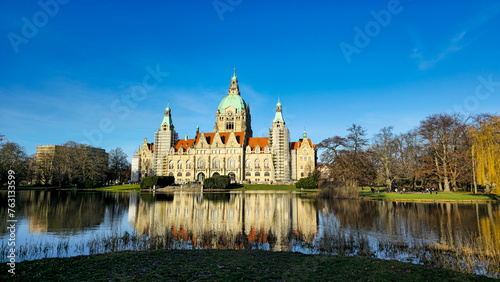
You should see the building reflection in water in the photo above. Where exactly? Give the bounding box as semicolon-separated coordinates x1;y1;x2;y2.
1;189;499;277
130;191;318;251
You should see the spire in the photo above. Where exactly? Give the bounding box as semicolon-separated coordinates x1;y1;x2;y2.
228;68;240;95
185;134;188;141
273;96;285;124
231;68;237;81
161;103;173;128
303;129;307;139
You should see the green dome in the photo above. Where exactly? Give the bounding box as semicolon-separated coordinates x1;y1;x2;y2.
218;94;246;114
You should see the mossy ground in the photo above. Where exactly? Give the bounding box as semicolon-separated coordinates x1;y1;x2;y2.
361;191;499;202
0;249;493;281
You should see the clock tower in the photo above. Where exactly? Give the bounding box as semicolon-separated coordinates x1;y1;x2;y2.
214;69;252;136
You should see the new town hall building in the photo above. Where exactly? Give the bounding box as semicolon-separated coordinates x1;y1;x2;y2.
131;70;316;184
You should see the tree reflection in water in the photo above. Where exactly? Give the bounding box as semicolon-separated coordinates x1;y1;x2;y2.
0;191;498;277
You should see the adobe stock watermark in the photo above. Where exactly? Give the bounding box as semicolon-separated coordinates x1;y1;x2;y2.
449;75;500;114
339;0;410;64
81;65;169;147
213;0;243;21
7;0;70;54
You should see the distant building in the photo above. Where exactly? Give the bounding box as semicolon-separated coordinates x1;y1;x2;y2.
131;70;317;184
35;144;108;184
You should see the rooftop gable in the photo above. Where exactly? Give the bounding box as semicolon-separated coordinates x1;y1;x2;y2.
248;137;269;151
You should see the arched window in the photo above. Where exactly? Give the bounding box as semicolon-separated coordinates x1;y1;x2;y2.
186;161;192;169
169;161;174;169
300;165;304;169
228;158;236;169
186;172;191;177
300;156;303;161
301;172;304;177
246;159;251;168
303;149;307;154
198;158;205;169
177;161;182;169
308;156;311;161
255;172;260;177
264;159;270;168
264;172;270;177
169;172;174;177
177;172;182;177
245;171;251;176
255;159;260;169
213;158;220;169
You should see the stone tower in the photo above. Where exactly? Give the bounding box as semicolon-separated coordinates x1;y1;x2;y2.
269;98;291;182
214;69;252;137
153;104;176;176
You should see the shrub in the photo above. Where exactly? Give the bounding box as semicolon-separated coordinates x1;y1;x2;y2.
140;176;175;189
296;177;317;189
203;175;230;189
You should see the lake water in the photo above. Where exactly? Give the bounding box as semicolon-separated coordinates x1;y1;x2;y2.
1;190;499;277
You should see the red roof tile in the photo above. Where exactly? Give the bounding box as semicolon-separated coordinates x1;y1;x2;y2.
175;139;195;152
248;137;269;151
291;139;316;150
195;132;245;146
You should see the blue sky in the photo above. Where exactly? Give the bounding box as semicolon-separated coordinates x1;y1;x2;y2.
1;0;500;161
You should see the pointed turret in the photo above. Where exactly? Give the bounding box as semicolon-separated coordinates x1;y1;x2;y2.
273;97;285;124
161;103;173;129
154;102;176;176
231;68;237;81
228;68;240;96
269;96;290;183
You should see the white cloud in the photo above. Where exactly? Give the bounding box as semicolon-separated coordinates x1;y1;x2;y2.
411;3;500;70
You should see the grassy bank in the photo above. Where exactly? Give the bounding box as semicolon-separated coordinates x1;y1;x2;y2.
0;249;493;281
96;184;142;191
231;184;318;192
361;191;499;202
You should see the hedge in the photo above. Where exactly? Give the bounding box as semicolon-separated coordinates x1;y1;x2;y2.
203;175;230;189
76;180;103;189
140;176;175;189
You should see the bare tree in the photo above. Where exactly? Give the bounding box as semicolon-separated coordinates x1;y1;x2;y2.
0;140;29;185
319;124;375;187
371;126;398;191
419;113;468;192
108;147;130;183
395;130;424;190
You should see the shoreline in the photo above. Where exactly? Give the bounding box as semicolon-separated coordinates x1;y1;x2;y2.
0;249;493;281
2;185;498;203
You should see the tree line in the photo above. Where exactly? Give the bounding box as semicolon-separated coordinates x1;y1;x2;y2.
0;135;130;187
318;113;500;193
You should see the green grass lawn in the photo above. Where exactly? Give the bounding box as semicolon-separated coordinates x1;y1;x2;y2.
361;191;499;202
97;184;142;191
231;184;318;192
0;249;492;281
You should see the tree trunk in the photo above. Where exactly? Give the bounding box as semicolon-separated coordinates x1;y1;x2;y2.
385;178;392;191
472;146;477;194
